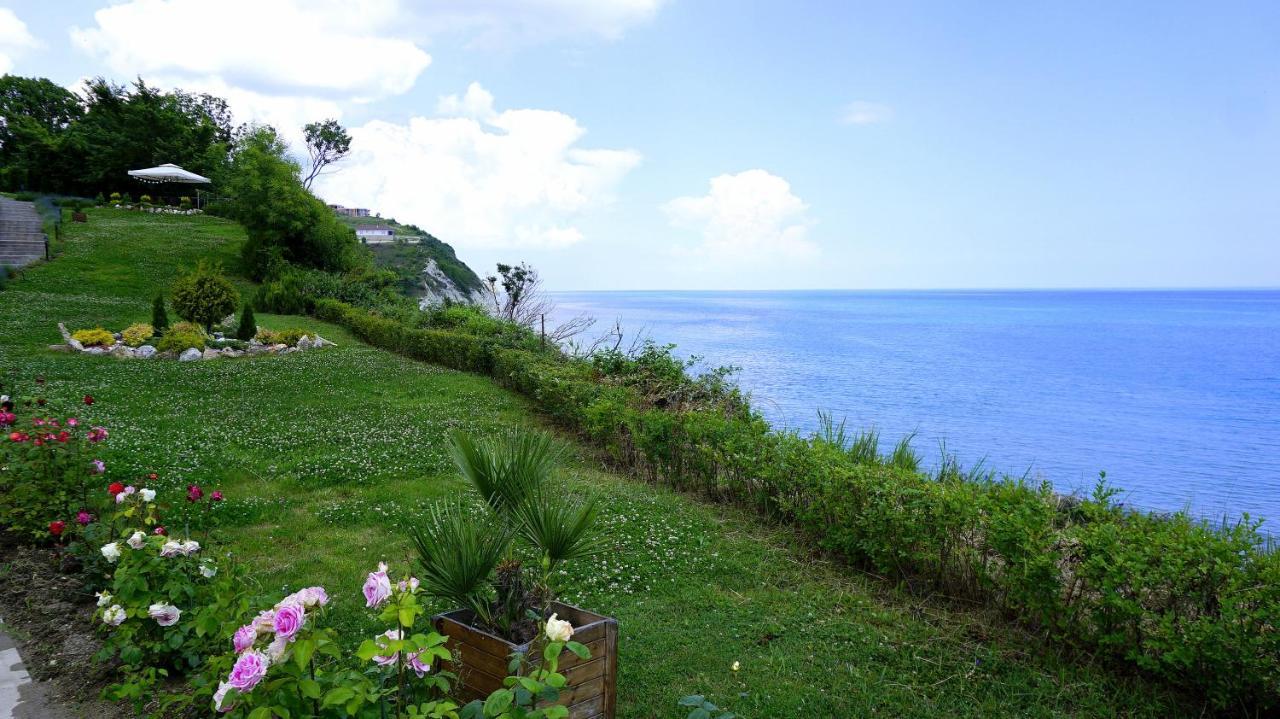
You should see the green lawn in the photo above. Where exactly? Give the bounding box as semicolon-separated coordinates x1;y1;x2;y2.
0;208;1197;717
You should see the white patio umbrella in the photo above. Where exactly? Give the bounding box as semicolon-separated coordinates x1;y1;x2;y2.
127;163;212;208
127;163;211;184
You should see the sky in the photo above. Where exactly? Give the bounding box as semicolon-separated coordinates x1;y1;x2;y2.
1;1;1278;291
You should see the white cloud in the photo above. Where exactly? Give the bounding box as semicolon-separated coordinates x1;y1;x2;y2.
0;8;38;75
70;0;431;101
841;101;893;125
313;83;641;250
408;0;665;47
664;170;817;264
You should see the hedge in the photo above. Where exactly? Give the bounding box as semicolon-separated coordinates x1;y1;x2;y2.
313;299;1280;709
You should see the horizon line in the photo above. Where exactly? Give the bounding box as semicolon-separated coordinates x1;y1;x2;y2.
547;285;1280;294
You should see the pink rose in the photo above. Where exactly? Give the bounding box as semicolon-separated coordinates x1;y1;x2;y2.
272;603;305;640
252;609;276;636
213;681;235;713
408;650;432;678
148;603;181;627
283;586;329;608
362;563;391;608
372;629;402;666
227;650;269;692
232;624;257;653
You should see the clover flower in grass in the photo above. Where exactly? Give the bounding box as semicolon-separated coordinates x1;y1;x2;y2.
362;562;392;607
101;605;126;626
148;603;181;627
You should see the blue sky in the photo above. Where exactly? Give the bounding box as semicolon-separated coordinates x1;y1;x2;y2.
2;1;1278;290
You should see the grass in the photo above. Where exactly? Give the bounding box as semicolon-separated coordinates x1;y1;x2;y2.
0;208;1200;717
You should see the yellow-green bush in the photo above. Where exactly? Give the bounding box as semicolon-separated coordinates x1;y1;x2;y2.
121;323;154;347
156;323;206;353
255;327;308;347
72;327;115;347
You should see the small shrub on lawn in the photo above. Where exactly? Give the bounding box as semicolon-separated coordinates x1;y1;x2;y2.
170;261;239;331
120;323;154;347
254;327;308;347
151;293;170;331
234;302;256;340
72;327;115;347
157;322;206;352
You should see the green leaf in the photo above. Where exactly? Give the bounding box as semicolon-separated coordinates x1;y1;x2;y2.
484;689;514;715
679;696;706;707
299;678;322;699
293;638;316;669
247;708;272;719
355;639;380;661
322;687;356;706
564;641;590;660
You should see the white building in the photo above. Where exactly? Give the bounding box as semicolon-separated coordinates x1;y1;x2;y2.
355;225;395;244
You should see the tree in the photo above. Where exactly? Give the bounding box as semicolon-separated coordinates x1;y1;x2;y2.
151;293;170;331
222;125;368;279
0;76;84;191
170;262;240;331
235;302;257;340
301;119;351;189
483;263;593;344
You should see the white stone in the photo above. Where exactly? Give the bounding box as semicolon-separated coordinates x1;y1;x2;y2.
85;346;106;355
57;322;72;343
68;337;84;351
201;348;220;360
135;345;157;359
296;335;313;350
178;348;201;362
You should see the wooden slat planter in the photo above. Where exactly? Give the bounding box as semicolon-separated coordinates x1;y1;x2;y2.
434;602;617;719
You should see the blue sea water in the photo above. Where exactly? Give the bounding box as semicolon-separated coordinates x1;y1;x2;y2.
549;290;1280;525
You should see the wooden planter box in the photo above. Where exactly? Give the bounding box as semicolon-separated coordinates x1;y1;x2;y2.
434;601;617;719
71;211;88;222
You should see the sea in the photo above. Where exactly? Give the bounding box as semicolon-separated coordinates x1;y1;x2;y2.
549;290;1280;526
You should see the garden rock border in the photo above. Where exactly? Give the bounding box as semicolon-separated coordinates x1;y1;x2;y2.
51;323;336;360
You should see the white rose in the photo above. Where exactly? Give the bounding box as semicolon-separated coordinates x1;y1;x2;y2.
200;562;217;578
148;603;181;627
545;613;574;643
267;635;289;662
102;605;126;626
160;540;183;557
181;540;200;556
127;531;146;550
95;591;112;607
140;488;156;502
100;542;121;563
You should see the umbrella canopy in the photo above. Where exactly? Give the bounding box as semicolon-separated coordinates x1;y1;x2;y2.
127;163;211;184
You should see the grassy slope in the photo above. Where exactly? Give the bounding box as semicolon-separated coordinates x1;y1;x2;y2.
0;208;1196;718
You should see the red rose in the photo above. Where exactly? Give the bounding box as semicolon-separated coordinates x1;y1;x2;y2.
83;395;94;405
186;484;203;502
108;482;125;496
49;520;65;536
153;526;167;536
56;431;70;443
148;473;158;481
211;490;224;502
8;431;22;442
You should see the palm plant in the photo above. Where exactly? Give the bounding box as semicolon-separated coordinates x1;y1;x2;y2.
412;430;605;639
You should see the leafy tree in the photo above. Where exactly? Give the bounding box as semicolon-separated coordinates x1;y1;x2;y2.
235;302;257;340
170;262;239;331
222;125;368;279
0;76;84;191
301;118;351;189
151;293;170;331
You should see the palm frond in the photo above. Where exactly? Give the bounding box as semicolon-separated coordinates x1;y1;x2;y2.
409;501;512;623
514;488;606;570
449;429;559;515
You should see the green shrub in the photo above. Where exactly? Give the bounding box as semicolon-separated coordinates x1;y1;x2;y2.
156;322;206;352
151;293;169;331
120;323;154;347
234;302;256;340
179;196;192;209
95;192;105;205
170;261;239;330
109;192;121;203
121;192;132;204
310;296;1280;710
72;327;115;347
139;194;152;204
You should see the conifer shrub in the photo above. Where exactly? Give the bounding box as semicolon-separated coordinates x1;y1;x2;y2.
72;327;115;347
235;302;256;340
120;323;154;347
151;293;169;330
